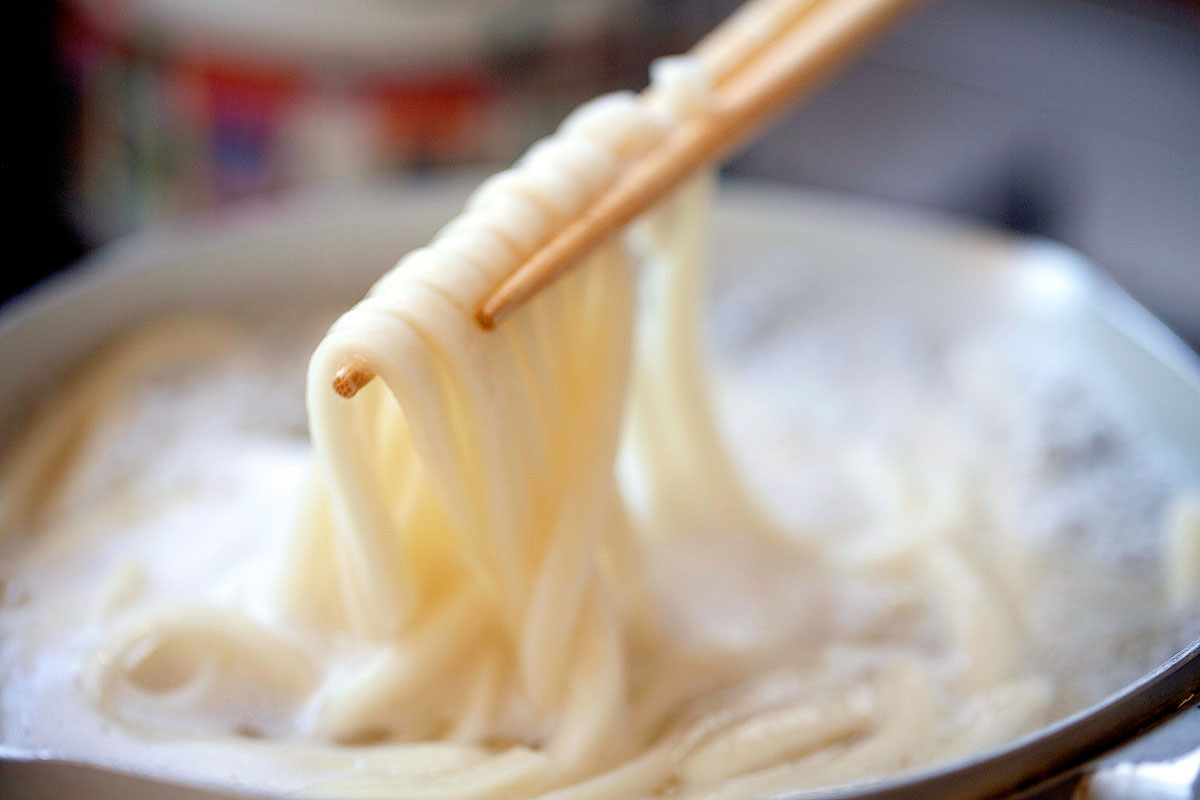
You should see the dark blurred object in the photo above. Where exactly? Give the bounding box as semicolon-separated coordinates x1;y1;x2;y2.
6;3;85;304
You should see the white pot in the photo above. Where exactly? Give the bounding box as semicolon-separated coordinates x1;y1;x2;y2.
2;177;1199;799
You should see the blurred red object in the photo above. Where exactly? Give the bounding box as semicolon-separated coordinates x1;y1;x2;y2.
57;0;644;242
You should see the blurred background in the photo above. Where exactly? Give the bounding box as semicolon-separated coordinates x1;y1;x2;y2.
8;0;1200;344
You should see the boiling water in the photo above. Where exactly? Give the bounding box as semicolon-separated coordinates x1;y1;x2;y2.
0;278;1195;796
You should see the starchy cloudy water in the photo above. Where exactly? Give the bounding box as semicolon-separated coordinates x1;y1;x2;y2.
0;284;1194;798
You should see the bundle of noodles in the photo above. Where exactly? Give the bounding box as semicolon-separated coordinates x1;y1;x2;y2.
63;51;1056;800
279;56;780;790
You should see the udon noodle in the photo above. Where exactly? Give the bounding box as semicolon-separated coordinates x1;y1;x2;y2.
1;53;1196;800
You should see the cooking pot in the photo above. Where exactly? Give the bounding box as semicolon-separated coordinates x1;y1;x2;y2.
1;177;1198;800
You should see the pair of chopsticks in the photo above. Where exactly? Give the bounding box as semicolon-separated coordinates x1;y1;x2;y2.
333;0;920;399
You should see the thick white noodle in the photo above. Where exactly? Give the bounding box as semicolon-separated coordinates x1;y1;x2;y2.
0;53;1076;800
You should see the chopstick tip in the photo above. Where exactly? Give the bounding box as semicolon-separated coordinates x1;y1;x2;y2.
333;361;375;399
475;305;498;331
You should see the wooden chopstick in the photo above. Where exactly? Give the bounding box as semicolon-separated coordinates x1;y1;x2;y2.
692;0;825;85
477;0;918;329
333;0;919;398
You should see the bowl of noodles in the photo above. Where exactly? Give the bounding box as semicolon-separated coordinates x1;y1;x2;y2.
2;164;1199;799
